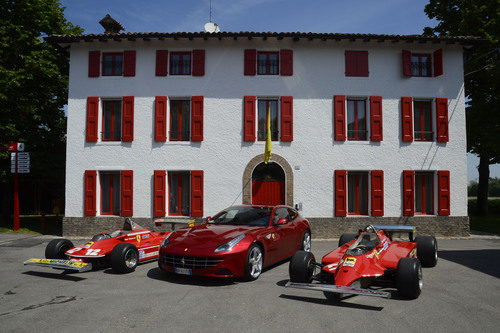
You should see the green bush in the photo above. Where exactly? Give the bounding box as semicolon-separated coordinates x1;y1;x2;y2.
468;199;500;216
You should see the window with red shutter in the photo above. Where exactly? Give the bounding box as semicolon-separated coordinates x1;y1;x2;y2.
192;49;205;76
435;98;449;142
84;170;97;216
191;96;204;141
371;170;384;216
280;49;293;76
121;170;133;217
244;96;256;142
123;51;136;77
402;50;412;77
335;170;347;217
155;96;167;142
122;96;134;142
345;51;368;77
191;170;204;217
401;97;413;142
433;49;443;77
370;96;383;141
86;97;99;142
438;170;450;215
244;49;257;76
88;51;100;77
280;96;293;142
403;170;415;216
154;170;166;217
156;50;168;76
334;96;346;141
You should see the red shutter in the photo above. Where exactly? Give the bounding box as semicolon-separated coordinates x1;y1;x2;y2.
345;51;368;77
334;95;346;141
84;170;97;216
244;96;256;142
401;97;413;142
403;170;415;216
436;97;449;142
402;50;412;77
122;96;134;142
244;49;256;76
370;96;383;141
155;96;167;142
86;97;99;142
345;51;355;76
192;49;205;76
153;170;166;217
280;49;293;76
438;170;450;216
123;51;136;77
371;170;384;217
121;170;133;217
335;170;347;217
434;48;443;77
156;50;168;76
280;96;293;142
88;51;100;77
190;170;204;217
191;96;204;141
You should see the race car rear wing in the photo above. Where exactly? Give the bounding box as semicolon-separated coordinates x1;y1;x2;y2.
154;218;195;230
372;225;416;241
285;281;390;298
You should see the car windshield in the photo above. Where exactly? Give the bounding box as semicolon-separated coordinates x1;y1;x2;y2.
345;231;381;256
209;206;272;227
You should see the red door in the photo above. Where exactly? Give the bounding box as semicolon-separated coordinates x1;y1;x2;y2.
252;181;285;205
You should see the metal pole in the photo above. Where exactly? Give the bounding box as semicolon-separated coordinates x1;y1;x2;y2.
13;151;19;231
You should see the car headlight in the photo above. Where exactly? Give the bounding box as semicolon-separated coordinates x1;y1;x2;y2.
214;234;245;253
160;233;173;248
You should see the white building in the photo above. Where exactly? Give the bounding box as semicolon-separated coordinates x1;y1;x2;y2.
49;21;478;237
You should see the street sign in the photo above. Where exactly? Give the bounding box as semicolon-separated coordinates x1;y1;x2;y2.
17;152;29;160
17;143;24;151
10;152;30;173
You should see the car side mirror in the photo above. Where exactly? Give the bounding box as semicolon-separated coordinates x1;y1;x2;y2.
277;218;288;225
205;216;212;223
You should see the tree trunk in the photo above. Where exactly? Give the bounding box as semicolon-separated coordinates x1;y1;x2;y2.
477;156;489;216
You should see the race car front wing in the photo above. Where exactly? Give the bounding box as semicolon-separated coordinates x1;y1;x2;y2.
285;281;390;298
24;258;92;272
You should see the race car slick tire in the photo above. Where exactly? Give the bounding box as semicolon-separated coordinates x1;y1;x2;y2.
110;243;139;274
338;233;357;247
289;250;316;283
301;230;311;252
244;244;264;281
45;239;74;259
414;236;438;267
396;257;422;299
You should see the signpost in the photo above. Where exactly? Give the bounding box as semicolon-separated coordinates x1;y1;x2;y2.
8;142;29;231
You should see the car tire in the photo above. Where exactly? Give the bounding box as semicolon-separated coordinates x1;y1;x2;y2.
45;239;74;259
338;233;357;247
289;250;316;283
396;257;422;299
110;243;139;274
414;236;438;267
244;244;264;281
301;230;311;252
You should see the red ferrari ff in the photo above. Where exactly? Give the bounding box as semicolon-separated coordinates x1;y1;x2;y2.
158;205;311;280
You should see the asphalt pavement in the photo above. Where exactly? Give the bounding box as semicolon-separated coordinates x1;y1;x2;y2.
0;234;499;332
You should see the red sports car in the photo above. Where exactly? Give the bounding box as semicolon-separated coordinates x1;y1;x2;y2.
24;219;174;274
286;225;437;300
158;205;311;280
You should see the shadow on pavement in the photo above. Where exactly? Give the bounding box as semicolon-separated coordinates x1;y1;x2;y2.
278;294;383;311
438;249;500;278
146;267;236;286
22;271;86;282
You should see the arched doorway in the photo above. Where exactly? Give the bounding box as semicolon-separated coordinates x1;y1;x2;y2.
251;162;285;205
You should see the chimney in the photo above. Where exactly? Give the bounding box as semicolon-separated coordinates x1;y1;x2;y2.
99;14;125;33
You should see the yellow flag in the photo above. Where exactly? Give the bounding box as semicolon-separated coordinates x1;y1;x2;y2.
264;105;273;164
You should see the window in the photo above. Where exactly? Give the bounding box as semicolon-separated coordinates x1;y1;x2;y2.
348;172;368;215
102;52;123;76
100;172;120;215
347;99;367;140
257;99;278;141
345;51;369;77
170;99;190;141
168;172;190;216
414;100;433;141
411;54;431;77
415;172;434;214
257;51;279;75
170;52;191;75
102;100;122;141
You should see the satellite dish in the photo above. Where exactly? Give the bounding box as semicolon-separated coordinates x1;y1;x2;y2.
204;22;220;33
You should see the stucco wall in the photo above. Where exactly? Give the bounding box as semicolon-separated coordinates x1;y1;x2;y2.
65;38;467;222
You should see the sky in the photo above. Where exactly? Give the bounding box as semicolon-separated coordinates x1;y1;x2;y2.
59;0;500;182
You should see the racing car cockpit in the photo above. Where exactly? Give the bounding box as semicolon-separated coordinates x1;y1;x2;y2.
345;226;381;256
91;218;144;241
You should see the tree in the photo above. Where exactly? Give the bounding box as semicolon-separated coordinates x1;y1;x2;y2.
0;0;83;217
424;0;500;215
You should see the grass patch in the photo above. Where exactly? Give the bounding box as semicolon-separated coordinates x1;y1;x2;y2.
469;215;500;235
0;215;62;235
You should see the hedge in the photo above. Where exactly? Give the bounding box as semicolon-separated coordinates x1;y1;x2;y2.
468;199;500;216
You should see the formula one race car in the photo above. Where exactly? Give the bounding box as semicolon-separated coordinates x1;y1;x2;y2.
24;218;186;274
285;225;437;300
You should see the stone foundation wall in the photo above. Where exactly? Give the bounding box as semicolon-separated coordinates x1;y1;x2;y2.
63;216;469;238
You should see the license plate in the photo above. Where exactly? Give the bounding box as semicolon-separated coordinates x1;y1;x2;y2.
174;267;192;275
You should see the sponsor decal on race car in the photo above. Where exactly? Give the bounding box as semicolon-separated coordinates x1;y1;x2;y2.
410;249;416;258
25;258;88;267
84;241;94;249
326;263;338;271
136;235;141;243
343;257;357;267
142;234;150;239
139;250;145;259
